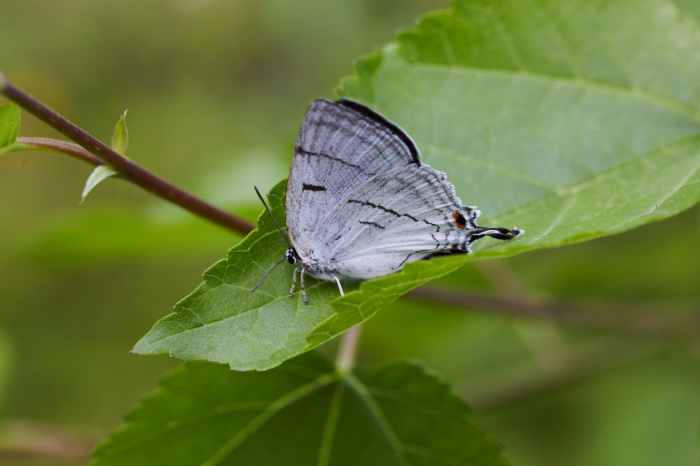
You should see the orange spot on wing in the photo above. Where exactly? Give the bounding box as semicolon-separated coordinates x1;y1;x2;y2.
452;212;467;229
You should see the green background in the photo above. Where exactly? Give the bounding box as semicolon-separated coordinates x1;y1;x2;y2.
1;0;700;465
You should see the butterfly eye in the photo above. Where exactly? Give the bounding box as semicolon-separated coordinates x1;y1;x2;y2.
286;249;297;264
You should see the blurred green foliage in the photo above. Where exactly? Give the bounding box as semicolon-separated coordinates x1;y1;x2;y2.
1;0;700;465
0;0;445;431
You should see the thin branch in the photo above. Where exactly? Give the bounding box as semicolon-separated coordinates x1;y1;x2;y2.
0;418;94;464
14;137;106;166
462;336;670;412
472;260;575;373
406;285;699;334
336;325;363;371
1;75;255;236
472;259;525;300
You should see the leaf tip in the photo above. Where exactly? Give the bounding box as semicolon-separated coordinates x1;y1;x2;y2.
111;110;129;156
81;165;118;202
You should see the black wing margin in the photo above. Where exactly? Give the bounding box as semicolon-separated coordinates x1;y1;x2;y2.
337;99;421;165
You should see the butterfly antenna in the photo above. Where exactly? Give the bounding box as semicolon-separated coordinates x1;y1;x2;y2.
252;257;286;293
254;186;292;249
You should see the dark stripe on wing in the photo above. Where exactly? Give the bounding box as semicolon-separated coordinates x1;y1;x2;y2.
348;198;443;233
359;221;385;229
348;199;400;217
423;219;440;231
398;253;413;267
303;183;327;192
295;146;363;170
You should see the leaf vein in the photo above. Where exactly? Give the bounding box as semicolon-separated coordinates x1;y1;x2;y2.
345;374;410;466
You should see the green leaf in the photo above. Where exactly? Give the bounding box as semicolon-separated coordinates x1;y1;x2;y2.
136;0;700;369
0;103;20;155
133;180;347;370
111;110;129;156
81;165;119;203
92;353;508;466
325;0;700;341
344;0;700;245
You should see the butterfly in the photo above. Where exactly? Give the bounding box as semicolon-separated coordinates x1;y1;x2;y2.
253;99;522;304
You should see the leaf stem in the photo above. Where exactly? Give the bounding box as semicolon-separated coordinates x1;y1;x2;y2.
336;325;362;372
13;137;106;166
1;76;255;236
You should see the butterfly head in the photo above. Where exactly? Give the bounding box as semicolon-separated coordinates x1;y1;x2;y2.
286;248;300;264
251;186;304;294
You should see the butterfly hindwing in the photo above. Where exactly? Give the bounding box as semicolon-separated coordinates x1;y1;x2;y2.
311;163;481;279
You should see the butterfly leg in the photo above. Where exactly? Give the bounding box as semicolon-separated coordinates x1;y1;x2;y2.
300;268;309;305
332;276;345;297
289;267;302;297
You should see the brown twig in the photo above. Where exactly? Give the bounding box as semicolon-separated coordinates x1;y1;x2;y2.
0;418;95;464
472;259;525;301
471;260;576;373
461;336;669;412
1;75;255;236
406;285;698;334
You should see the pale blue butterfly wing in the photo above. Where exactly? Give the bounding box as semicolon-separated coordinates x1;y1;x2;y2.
312;163;482;279
286;99;420;264
285;99;519;281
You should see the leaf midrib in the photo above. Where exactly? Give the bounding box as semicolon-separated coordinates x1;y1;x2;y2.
202;371;340;466
343;373;496;466
345;373;410;466
98;371;341;465
487;133;700;225
421;142;561;194
99;402;270;457
139;280;325;350
316;377;345;466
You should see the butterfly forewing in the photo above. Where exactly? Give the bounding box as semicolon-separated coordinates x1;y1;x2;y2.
286;99;420;260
